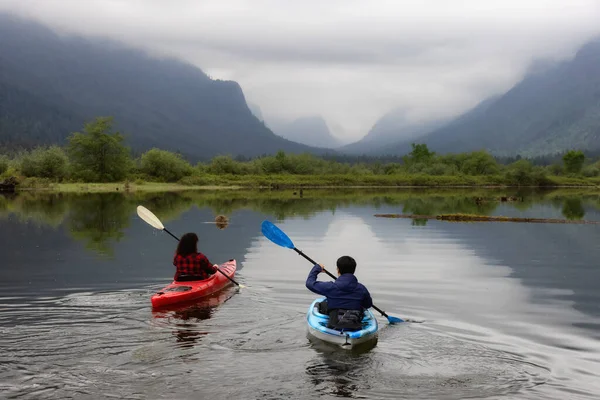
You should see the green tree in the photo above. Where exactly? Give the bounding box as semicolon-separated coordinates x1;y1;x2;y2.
562;150;585;174
140;148;193;182
67;117;131;182
461;151;500;175
421;163;450;175
207;155;244;174
504;159;549;186
582;162;600;177
548;163;564;176
19;146;69;179
383;163;402;175
404;143;435;165
0;155;8;175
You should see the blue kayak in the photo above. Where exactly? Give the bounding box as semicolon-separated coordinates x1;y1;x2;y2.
306;297;378;349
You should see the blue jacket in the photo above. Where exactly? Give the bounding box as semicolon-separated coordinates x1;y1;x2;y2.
305;264;373;311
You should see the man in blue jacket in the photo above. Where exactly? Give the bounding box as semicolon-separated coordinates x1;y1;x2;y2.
306;255;373;330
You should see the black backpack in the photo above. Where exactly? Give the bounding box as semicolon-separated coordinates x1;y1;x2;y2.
330;309;363;331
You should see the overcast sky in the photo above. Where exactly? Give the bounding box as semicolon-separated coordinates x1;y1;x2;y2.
1;0;600;142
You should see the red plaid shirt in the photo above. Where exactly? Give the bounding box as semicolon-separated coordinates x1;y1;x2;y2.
173;252;216;280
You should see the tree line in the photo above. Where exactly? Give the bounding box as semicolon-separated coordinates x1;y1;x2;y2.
0;117;596;185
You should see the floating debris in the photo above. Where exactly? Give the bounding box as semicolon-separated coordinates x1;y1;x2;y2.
374;213;600;224
215;215;229;230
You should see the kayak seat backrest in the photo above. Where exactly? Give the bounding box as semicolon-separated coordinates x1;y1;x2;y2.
176;275;212;282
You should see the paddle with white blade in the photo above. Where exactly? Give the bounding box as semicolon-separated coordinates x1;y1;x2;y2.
260;220;415;324
137;205;245;288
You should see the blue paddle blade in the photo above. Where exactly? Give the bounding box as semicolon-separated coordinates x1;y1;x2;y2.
261;220;295;249
387;315;404;324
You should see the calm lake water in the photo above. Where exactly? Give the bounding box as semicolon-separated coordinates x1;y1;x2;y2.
1;188;599;399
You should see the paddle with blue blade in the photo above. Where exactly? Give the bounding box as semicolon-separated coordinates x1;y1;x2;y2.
261;220;407;324
137;205;245;288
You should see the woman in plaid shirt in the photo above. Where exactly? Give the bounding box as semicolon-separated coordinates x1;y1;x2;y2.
173;233;218;281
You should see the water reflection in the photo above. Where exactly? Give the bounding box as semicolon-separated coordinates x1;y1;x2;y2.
0;192;14;212
1;191;68;227
3;189;600;399
68;193;131;256
401;195;498;216
562;198;585;220
172;305;213;348
305;352;370;398
412;218;428;226
1;188;600;258
285;212;587;399
152;287;237;348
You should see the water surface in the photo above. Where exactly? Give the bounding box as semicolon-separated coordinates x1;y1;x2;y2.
1;189;599;399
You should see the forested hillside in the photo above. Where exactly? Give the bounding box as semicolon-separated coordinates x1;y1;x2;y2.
0;13;326;161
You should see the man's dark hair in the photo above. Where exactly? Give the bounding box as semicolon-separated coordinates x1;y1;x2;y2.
336;256;356;275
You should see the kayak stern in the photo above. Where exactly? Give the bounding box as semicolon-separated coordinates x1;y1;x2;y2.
151;259;237;308
306;297;378;349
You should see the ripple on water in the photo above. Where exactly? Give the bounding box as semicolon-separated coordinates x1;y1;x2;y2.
0;286;553;400
299;324;550;400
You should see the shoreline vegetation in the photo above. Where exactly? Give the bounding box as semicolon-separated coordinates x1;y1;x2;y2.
2;117;600;193
8;176;600;194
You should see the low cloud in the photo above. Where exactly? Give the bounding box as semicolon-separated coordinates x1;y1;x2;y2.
1;0;599;141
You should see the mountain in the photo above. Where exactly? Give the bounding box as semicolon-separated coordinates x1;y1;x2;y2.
382;38;600;157
339;109;448;155
248;103;264;122
269;116;342;149
0;13;328;161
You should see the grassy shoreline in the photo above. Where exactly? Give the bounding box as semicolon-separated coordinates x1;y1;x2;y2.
7;173;600;193
14;182;243;193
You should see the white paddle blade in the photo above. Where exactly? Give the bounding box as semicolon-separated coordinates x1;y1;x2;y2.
136;205;165;230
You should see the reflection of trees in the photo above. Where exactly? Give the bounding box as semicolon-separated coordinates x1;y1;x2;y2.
233;198;342;221
68;193;132;257
193;189;514;221
0;192;69;227
4;188;600;258
401;196;498;216
195;197;343;220
562;198;585;220
412;218;428;226
19;193;70;227
0;193;10;213
134;191;195;223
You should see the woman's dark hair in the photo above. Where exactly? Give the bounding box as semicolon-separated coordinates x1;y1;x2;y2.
176;233;198;256
336;256;356;275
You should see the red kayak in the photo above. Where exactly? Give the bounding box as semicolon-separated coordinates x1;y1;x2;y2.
151;259;237;308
